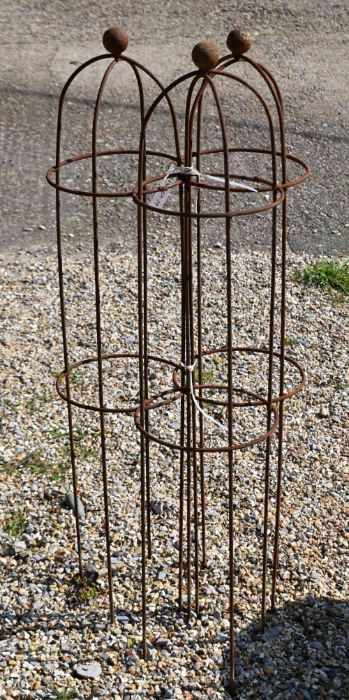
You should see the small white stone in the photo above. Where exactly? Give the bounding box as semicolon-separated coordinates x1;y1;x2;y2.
73;661;102;680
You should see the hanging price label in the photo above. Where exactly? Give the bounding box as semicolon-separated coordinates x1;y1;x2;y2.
149;163;177;209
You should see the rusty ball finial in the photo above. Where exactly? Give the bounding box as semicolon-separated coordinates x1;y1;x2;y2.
192;41;220;72
226;27;253;56
103;27;129;57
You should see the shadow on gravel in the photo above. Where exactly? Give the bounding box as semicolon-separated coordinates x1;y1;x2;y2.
2;585;348;699
228;595;349;699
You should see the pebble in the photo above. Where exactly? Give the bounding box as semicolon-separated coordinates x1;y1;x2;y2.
300;690;312;700
73;661;102;680
64;492;86;520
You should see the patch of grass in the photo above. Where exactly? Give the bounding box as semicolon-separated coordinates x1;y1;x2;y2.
5;510;27;538
194;367;216;384
74;576;99;602
51;691;77;700
292;260;349;297
284;336;298;348
25;390;54;413
4;451;68;483
25;455;67;483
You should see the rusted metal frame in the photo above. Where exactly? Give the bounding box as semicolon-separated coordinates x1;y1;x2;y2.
91;60;117;623
54;52;183;613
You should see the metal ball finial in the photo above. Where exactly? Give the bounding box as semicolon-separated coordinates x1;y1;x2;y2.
192;41;220;72
226;27;253;56
103;27;129;57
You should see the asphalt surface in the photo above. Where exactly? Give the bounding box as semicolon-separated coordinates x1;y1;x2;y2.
0;0;348;257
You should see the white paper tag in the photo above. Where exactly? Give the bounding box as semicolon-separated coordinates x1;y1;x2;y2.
150;187;173;209
149;162;177;209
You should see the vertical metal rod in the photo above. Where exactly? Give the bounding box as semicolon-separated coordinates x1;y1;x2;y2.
184;177;192;619
195;94;207;570
204;77;235;687
137;134;148;659
212;62;280;630
272;125;288;611
236;58;287;620
135;65;184;636
188;183;200;616
178;181;186;613
52;57;117;584
261;204;277;627
132;65;152;560
55;104;83;579
91;61;117;623
238;54;288;617
183;75;205;619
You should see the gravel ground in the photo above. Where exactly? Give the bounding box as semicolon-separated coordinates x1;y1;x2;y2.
1;240;348;699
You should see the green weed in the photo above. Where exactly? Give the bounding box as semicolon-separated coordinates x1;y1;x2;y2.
74;576;99;602
4;451;67;483
51;691;77;700
5;510;27;538
292;260;349;297
284;336;298;347
194;367;216;384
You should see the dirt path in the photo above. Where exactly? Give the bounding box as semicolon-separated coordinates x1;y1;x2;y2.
0;0;348;257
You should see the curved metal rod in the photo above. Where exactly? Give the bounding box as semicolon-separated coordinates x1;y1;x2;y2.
121;55;181;161
200;69;276;685
220;53;300;617
215;63;280;631
46;148;178;197
54;58;112;580
134;392;279;454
